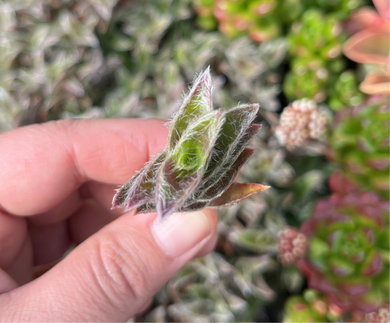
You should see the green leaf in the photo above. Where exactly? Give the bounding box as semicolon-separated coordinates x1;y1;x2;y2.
329;257;355;276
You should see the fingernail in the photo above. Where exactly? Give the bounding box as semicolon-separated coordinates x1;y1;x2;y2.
152;211;211;258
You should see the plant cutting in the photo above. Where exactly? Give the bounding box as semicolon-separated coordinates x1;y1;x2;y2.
112;68;269;218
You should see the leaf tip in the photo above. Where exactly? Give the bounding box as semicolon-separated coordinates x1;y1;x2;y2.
252;183;271;192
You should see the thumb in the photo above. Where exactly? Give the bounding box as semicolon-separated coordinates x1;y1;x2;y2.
0;209;218;322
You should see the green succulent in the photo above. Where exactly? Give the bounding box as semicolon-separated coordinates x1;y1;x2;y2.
284;9;365;108
194;0;367;43
329;98;390;197
112;69;269;218
328;71;365;111
302;0;366;19
194;0;302;42
283;57;331;103
287;10;345;60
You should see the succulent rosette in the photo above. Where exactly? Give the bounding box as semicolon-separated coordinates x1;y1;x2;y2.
298;183;390;313
112;68;269;218
329;97;390;197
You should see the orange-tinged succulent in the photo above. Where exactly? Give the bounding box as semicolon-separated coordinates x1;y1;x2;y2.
344;0;390;95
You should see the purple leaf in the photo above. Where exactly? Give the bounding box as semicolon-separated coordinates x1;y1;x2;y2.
111;151;166;211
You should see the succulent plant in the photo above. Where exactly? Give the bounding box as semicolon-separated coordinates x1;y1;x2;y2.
278;227;308;266
328;70;366;111
283;289;344;323
287;10;345;61
365;303;390;323
329;97;390;198
194;0;366;43
302;0;366;19
156;252;276;322
104;33;287;121
0;0;286;134
284;9;365;109
112;69;269;218
0;0;121;132
283;57;333;103
275;99;328;150
194;0;302;43
343;0;390;95
298;178;390;314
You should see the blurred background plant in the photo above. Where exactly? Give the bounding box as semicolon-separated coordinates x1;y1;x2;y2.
284;9;365;110
343;0;390;95
0;0;388;322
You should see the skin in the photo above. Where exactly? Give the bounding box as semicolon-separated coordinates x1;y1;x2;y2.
0;119;218;322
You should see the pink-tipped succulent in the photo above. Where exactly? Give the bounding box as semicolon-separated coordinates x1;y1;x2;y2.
343;0;390;95
278;227;308;266
112;68;269;218
365;303;390;323
275;99;328;150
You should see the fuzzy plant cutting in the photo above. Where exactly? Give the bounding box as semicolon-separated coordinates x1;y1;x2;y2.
111;68;269;218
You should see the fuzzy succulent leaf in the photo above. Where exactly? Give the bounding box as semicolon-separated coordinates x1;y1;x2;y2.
157;110;223;217
112;152;166;210
195;123;262;199
112;68;269;218
199;148;255;201
168;67;213;151
202;104;259;181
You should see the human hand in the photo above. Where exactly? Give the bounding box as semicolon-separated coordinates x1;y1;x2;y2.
0;119;218;321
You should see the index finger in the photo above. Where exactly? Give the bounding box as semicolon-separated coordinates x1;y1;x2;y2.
0;119;168;216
